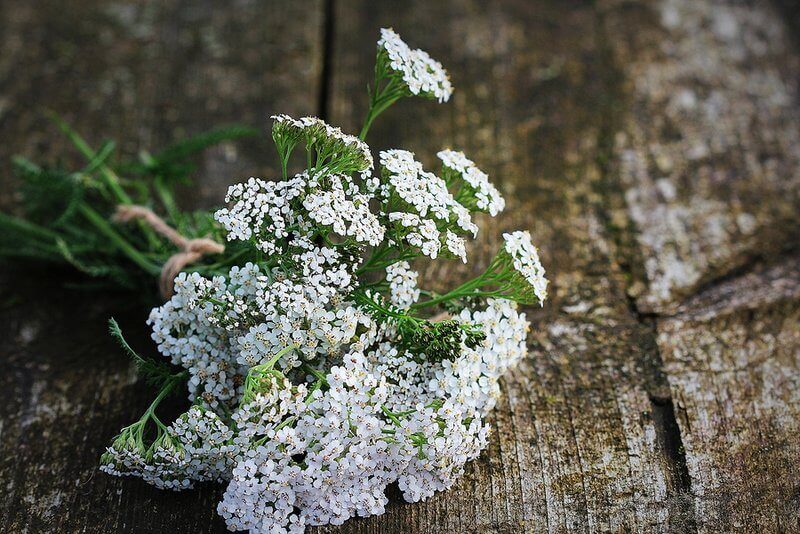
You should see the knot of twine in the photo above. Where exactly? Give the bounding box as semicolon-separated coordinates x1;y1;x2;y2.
113;205;225;299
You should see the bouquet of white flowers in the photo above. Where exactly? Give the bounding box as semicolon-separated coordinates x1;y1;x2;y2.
2;28;548;533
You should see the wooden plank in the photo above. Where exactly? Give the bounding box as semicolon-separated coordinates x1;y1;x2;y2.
656;257;800;532
2;0;798;532
322;1;682;532
0;1;325;532
608;0;800;315
0;0;325;207
0;274;228;532
604;0;800;531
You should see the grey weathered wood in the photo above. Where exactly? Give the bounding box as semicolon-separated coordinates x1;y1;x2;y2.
656;257;800;532
606;1;800;531
610;0;800;315
1;0;799;532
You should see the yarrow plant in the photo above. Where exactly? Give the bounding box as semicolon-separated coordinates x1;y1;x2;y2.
2;28;548;533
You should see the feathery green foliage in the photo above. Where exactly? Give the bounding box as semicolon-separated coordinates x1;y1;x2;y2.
108;318;186;390
0;117;259;295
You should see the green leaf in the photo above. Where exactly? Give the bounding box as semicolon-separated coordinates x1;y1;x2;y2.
82;140;117;174
108;318;182;389
13;159;84;226
155;125;258;164
137;125;259;184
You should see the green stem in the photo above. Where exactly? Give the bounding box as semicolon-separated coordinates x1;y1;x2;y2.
304;377;325;404
52;115;131;204
411;274;488;310
78;204;161;276
359;73;407;140
357;244;390;273
302;365;328;384
153;177;180;225
381;405;402;426
280;154;289;180
185;249;249;274
359;110;378;141
0;246;62;261
359;95;401;141
51;113;162;249
0;211;62;242
265;344;299;369
135;371;187;432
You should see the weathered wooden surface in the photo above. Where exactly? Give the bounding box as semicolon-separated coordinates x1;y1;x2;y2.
0;1;324;532
1;0;799;533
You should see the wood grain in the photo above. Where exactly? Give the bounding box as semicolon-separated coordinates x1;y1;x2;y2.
606;1;800;531
322;1;682;532
656;256;800;532
1;0;799;532
608;0;800;314
0;1;324;532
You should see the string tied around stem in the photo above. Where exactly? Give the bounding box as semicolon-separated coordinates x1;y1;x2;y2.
112;205;224;299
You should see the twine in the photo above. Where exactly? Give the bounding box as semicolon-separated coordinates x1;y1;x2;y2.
429;311;451;322
113;205;225;299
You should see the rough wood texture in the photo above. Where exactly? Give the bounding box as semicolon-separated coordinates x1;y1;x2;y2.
606;1;800;531
1;0;799;533
0;0;324;207
611;0;800;314
656;256;800;532
0;1;324;532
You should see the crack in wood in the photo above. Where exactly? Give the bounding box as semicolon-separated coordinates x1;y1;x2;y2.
649;395;697;533
592;6;699;531
317;0;336;121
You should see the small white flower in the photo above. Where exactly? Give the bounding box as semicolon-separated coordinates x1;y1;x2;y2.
445;230;467;263
502;230;548;304
303;174;385;246
438;149;505;216
386;261;421;309
380;149;478;256
378;28;453;103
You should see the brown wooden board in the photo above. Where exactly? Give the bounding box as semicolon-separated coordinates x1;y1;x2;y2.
321;1;682;532
656;258;800;532
606;0;800;531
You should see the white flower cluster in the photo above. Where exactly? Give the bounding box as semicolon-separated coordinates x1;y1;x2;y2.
149;254;372;409
438;149;506;216
303;173;384;246
215;171;385;254
378;28;453;102
381;149;475;262
364;299;528;416
214;176;306;255
388;212;442;259
216;298;528;532
386;261;420;309
502;230;549;305
100;405;236;490
272;114;373;173
147;299;524;533
101;27;551;534
148;271;248;408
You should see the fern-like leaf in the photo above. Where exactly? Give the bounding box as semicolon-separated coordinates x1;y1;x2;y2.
108;318;184;389
135;125;259;183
